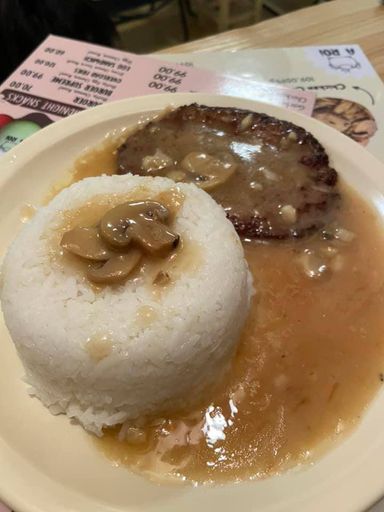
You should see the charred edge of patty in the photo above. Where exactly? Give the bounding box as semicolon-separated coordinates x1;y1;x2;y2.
228;191;341;240
228;212;317;240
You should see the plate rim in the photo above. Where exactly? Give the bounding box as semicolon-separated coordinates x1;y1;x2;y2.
1;92;384;512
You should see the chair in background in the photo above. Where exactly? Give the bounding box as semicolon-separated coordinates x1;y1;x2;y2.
91;0;194;40
262;0;330;16
194;0;263;32
218;0;263;31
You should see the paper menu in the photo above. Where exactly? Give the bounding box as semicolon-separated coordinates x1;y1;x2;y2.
160;45;384;162
0;35;315;154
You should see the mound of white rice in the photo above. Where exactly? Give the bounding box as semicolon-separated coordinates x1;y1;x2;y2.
1;174;252;434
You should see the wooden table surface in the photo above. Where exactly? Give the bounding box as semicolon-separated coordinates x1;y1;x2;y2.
162;0;384;80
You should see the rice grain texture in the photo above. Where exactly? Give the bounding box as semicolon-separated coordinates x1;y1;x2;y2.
1;174;252;434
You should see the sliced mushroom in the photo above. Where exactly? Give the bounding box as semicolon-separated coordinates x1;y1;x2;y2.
87;249;142;284
239;113;253;132
298;249;329;280
141;149;173;173
153;270;171;286
181;152;237;191
334;227;355;243
61;198;180;286
320;245;338;258
166;169;187;182
100;201;169;247
60;226;112;261
280;204;297;224
127;217;179;255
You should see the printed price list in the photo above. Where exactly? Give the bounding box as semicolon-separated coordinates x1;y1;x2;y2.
148;66;188;93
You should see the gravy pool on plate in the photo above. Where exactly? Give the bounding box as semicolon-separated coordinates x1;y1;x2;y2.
64;110;384;484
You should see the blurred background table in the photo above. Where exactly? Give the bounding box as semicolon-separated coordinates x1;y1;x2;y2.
160;0;384;80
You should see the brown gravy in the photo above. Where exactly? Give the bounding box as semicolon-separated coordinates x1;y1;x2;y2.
116;105;338;240
48;188;201;294
70;137;384;483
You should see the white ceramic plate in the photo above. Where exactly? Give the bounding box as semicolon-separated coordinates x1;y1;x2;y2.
1;93;384;512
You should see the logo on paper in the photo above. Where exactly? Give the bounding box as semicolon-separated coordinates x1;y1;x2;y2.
327;55;361;73
305;45;374;78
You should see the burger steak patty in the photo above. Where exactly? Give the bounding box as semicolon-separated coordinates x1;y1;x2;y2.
117;104;339;239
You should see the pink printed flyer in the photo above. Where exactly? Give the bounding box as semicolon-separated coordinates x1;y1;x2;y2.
0;35;315;154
